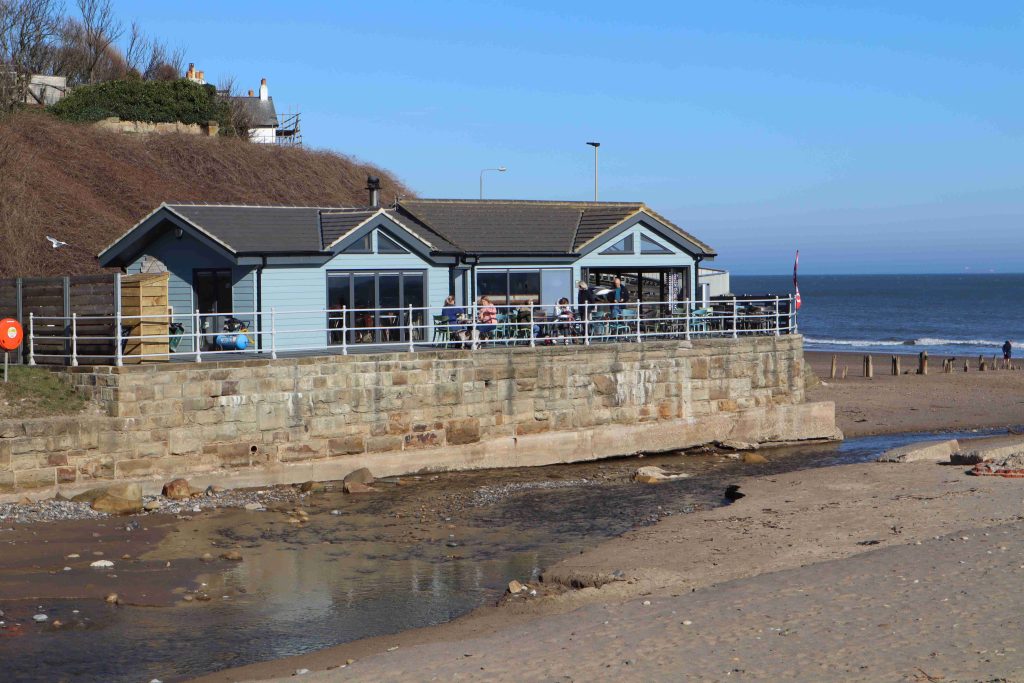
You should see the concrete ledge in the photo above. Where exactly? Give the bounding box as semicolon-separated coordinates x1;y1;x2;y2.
878;439;960;463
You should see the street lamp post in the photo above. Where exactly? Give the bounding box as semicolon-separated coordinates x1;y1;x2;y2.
586;141;600;201
479;167;507;199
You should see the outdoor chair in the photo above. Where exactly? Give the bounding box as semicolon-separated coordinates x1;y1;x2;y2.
431;315;451;346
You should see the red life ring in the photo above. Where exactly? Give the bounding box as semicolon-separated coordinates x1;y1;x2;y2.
0;318;23;351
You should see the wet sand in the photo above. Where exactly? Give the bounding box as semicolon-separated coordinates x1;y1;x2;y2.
806;350;1024;437
249;460;1024;683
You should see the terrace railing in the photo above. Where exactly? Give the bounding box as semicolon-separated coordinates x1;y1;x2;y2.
23;296;796;366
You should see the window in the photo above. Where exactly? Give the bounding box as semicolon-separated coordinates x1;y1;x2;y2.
476;269;541;307
377;231;409;254
600;234;634;255
341;233;372;253
640;234;672;254
326;270;426;344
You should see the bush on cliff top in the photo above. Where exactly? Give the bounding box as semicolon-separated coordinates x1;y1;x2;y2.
49;79;233;131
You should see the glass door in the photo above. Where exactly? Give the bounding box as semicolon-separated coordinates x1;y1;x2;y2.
327;271;426;345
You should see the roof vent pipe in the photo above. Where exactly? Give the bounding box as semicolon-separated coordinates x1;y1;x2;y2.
367;175;381;208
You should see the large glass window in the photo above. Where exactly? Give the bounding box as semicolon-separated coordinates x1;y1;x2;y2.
640;234;672;254
327;270;426;344
476;269;540;307
600;234;634;255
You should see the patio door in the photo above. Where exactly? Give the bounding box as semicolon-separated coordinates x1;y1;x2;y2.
193;269;232;349
327;271;426;345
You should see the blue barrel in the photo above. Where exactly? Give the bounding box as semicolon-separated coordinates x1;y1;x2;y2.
215;334;249;350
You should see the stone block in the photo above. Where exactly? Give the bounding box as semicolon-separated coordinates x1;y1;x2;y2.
15;467;55;489
878;439;959;464
447;417;481;445
278;441;327;462
366;435;404;453
168;428;202;456
329;435;365;456
404;430;442;449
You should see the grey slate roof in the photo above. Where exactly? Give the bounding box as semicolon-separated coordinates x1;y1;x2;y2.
167;204;325;253
101;199;714;264
227;96;278;128
320;210;379;247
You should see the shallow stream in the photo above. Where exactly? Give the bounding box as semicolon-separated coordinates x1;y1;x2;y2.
0;428;1003;682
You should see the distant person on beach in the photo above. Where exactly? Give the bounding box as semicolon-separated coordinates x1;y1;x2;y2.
1003;340;1012;367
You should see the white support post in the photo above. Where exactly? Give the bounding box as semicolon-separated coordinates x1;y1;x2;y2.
529;305;535;348
584;303;590;346
114;308;123;367
341;306;348;356
27;312;35;366
791;294;798;334
732;298;738;339
407;305;415;353
270;307;278;360
684;301;691;340
636;306;642;344
471;303;478;350
774;296;780;336
194;309;202;363
70;313;78;367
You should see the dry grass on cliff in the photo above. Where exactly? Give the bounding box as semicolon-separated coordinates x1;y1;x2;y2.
0;111;414;277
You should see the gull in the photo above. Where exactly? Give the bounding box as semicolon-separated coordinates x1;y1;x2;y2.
46;236;69;249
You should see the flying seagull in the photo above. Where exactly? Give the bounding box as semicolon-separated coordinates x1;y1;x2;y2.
46;236;69;249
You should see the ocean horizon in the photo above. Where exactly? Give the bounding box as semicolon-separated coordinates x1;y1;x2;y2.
732;273;1024;358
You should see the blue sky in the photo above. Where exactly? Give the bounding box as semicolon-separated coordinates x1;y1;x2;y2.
117;1;1024;274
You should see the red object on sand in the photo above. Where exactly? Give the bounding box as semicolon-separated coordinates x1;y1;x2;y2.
968;463;1024;478
0;318;22;351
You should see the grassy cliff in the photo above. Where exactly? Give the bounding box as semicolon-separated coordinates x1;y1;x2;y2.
0;111;413;277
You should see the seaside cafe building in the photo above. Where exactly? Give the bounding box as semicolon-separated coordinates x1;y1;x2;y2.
98;194;717;353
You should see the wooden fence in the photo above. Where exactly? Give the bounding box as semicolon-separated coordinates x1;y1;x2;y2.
0;275;118;365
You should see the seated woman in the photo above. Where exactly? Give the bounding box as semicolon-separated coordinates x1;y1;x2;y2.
475;296;497;345
440;295;467;341
555;297;575;341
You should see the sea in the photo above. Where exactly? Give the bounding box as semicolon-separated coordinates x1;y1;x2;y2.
732;274;1024;359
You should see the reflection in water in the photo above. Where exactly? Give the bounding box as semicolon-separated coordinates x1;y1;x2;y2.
0;428;1002;682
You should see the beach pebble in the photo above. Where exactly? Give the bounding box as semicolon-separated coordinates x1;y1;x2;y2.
330;509;342;515
105;593;120;605
220;550;243;562
33;614;48;622
243;502;263;511
294;669;310;676
63;566;71;571
90;559;114;568
683;620;693;625
66;553;80;559
642;600;652;606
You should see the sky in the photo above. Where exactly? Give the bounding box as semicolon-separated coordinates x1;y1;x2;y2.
116;1;1024;274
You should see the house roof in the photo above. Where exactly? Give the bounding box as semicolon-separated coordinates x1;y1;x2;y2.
99;198;714;266
227;96;278;128
395;199;714;255
167;204;324;253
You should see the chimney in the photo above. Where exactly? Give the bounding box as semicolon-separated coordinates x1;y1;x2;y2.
197;70;204;83
366;175;381;208
248;89;254;97
259;78;268;101
187;63;195;79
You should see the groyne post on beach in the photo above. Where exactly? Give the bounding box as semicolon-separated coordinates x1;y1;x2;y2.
891;355;900;376
979;355;986;372
917;351;928;375
964;359;969;372
863;355;873;378
830;354;837;380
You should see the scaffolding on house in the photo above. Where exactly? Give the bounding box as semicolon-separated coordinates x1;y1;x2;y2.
276;109;302;146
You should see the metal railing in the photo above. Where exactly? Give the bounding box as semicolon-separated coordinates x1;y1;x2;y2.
23;296;796;366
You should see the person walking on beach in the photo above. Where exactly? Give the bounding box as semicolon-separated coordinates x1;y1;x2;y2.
1003;340;1013;369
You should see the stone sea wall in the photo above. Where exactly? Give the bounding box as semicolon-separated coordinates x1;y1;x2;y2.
0;337;838;497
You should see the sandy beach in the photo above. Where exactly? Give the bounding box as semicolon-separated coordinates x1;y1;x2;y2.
181;352;1024;683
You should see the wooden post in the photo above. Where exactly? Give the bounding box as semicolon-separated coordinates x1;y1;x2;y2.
841;365;848;380
979;355;987;372
863;354;873;378
963;359;968;372
891;355;900;376
917;351;928;375
830;354;837;380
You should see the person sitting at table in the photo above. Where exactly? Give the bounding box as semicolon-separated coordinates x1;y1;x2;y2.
441;295;467;342
474;295;497;346
555;297;575;343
